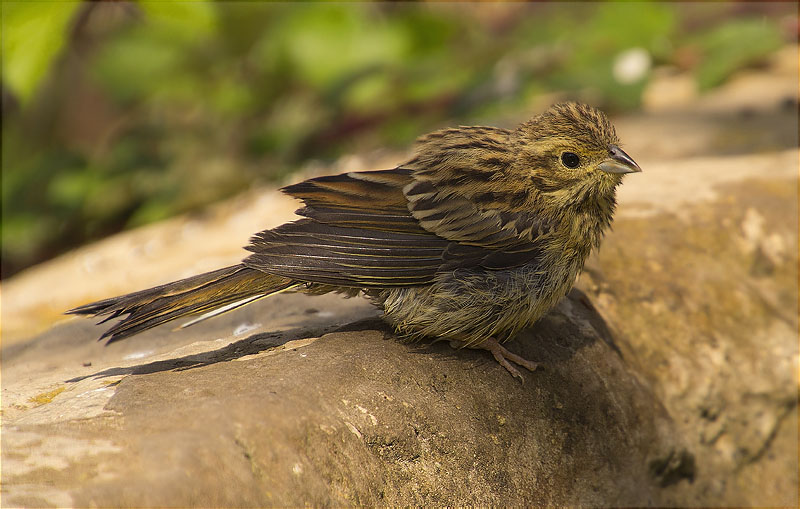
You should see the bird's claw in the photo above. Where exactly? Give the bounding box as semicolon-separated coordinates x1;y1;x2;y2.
470;337;538;382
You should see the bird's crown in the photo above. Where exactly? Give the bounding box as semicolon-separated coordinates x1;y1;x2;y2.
520;102;619;150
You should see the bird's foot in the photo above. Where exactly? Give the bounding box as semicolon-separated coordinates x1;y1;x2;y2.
455;337;538;382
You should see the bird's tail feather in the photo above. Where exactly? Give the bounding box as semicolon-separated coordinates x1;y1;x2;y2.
67;265;297;343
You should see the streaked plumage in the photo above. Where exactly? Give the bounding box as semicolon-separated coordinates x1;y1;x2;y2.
69;102;640;380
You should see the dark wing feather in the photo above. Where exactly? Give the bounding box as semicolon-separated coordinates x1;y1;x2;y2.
245;169;447;287
246;220;445;286
402;126;553;248
245;129;553;288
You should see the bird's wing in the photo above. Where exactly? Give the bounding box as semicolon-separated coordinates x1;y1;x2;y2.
245;130;553;288
403;126;554;269
245;169;448;287
402;176;551;271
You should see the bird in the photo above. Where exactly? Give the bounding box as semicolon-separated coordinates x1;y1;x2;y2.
68;102;641;380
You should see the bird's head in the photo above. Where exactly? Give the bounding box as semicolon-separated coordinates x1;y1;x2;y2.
515;102;641;203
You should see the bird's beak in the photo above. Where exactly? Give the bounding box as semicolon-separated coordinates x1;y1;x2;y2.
598;145;642;174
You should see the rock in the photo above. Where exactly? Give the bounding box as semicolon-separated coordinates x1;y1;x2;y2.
580;150;798;507
641;67;698;112
3;288;690;507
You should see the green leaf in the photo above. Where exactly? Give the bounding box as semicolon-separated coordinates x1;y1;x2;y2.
138;0;216;41
91;27;185;103
277;5;406;88
1;1;82;103
693;19;782;90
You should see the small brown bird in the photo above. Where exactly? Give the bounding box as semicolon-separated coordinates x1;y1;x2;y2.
69;102;640;380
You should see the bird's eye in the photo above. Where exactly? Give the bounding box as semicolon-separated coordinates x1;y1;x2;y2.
560;152;581;168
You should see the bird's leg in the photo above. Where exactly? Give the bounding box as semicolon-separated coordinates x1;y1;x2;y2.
451;337;538;382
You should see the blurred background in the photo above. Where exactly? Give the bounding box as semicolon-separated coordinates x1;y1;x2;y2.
2;1;796;279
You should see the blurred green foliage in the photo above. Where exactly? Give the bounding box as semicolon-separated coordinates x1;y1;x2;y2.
2;1;83;103
692;18;785;90
1;1;790;277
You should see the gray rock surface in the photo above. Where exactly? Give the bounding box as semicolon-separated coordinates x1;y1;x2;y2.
2;47;797;506
2;292;689;507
